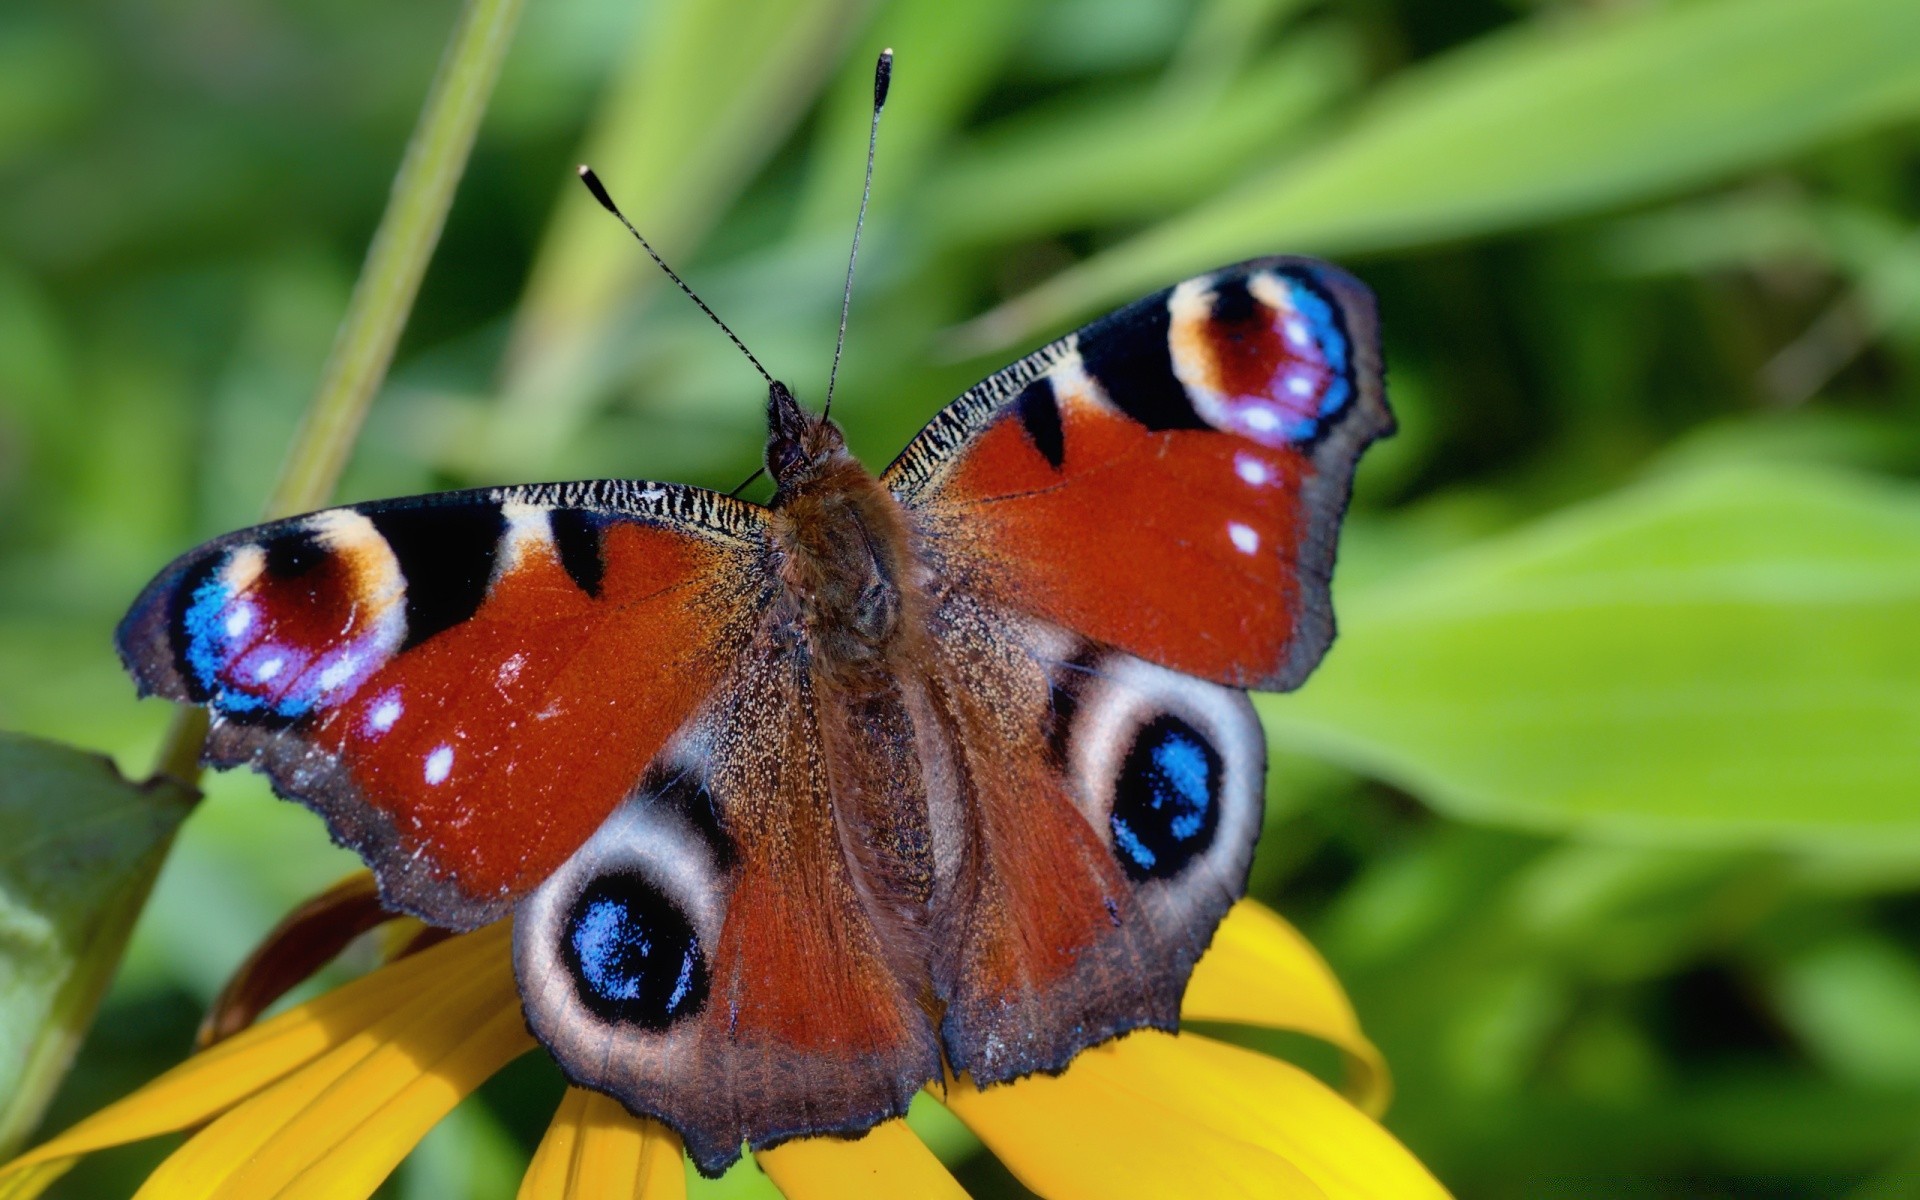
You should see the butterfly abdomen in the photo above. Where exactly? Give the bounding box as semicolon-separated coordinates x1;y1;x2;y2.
761;445;953;982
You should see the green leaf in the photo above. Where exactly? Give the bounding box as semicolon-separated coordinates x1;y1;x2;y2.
1262;463;1920;847
1768;935;1920;1089
924;24;1359;245
0;732;194;1155
955;0;1920;352
265;0;529;520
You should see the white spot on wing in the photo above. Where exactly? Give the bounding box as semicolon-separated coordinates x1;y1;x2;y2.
498;653;526;686
1228;522;1260;555
424;744;454;785
1234;453;1272;486
224;606;253;638
368;694;403;734
303;508;408;647
316;653;358;692
1043;347;1108;413
254;655;285;682
220;544;269;593
497;502;554;578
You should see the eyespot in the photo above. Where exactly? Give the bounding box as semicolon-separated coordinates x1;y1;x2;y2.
1165;268;1353;446
562;871;709;1029
1109;714;1223;881
516;760;731;1048
1055;650;1264;894
170;512;406;723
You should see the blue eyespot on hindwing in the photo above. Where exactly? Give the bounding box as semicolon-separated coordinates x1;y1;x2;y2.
1109;714;1222;881
1053;649;1265;900
562;871;709;1029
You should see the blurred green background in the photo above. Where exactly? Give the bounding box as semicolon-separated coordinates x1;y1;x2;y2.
3;0;1919;1195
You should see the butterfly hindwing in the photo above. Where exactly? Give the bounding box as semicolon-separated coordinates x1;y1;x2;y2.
922;591;1266;1083
887;256;1390;692
116;482;775;927
514;631;942;1175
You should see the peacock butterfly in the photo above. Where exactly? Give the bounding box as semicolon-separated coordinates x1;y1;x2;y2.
114;52;1391;1175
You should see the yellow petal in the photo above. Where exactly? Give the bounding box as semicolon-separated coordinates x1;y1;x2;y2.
1185;901;1391;1114
142;927;528;1200
0;922;510;1197
756;1120;966;1199
1075;1032;1450;1200
520;1088;591;1199
269;1004;531;1200
942;1054;1325;1200
0;1160;71;1200
199;870;388;1048
519;1088;685;1200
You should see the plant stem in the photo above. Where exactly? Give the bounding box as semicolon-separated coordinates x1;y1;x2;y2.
147;0;527;791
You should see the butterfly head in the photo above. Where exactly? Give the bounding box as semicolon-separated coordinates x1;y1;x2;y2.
765;380;849;496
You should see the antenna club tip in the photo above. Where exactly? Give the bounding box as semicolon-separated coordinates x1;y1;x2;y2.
873;49;893;107
576;166;620;216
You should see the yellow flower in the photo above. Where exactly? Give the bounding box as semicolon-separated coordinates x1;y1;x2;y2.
0;882;1447;1199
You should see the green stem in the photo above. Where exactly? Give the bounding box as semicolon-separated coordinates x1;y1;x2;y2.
147;0;527;790
150;707;208;790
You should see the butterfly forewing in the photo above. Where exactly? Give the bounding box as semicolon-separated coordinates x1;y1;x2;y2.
887;256;1390;692
116;481;775;927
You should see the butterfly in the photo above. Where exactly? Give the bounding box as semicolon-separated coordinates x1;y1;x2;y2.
115;57;1390;1175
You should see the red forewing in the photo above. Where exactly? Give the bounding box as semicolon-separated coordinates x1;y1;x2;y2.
116;481;773;927
887;257;1390;692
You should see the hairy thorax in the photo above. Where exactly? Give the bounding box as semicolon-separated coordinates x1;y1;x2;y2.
768;454;924;686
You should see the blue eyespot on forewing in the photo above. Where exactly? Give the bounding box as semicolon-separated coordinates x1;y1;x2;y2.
125;509;410;726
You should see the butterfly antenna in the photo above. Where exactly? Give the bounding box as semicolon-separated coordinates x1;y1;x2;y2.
822;48;892;422
727;465;766;497
576;165;774;386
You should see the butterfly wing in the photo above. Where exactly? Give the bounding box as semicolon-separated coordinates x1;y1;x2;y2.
886;256;1390;692
889;257;1388;1081
117;481;775;928
921;592;1267;1084
513;633;942;1175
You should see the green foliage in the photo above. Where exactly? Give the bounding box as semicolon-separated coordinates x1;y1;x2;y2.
0;734;192;1157
1265;461;1920;845
954;0;1920;349
0;0;1916;1196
